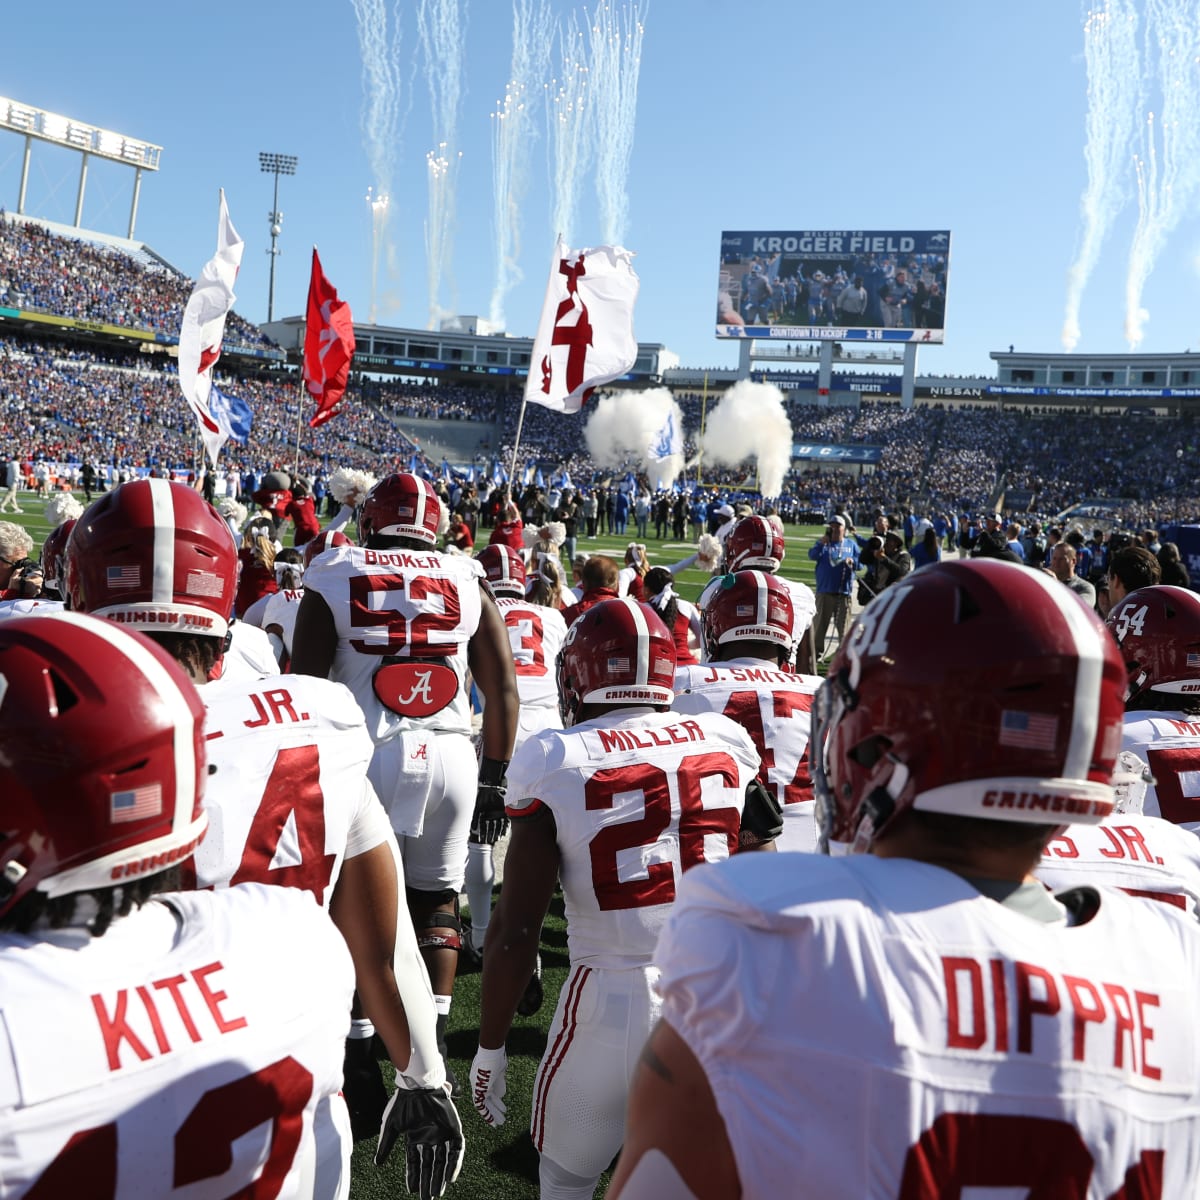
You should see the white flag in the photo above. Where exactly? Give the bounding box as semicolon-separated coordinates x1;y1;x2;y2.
178;190;244;466
647;410;682;461
524;236;639;414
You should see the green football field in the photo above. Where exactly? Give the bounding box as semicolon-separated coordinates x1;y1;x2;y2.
5;496;827;1198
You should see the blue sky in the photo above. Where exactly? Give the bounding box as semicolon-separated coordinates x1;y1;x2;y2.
2;2;1196;377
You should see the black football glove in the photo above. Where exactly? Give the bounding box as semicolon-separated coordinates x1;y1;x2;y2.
469;756;509;845
740;778;785;848
342;1035;389;1141
375;1084;466;1199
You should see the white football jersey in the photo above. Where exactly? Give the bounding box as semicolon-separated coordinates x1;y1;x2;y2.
195;674;392;909
506;708;760;969
673;659;821;854
217;621;280;683
304;544;483;740
0;885;354;1198
263;587;305;658
657;854;1200;1199
1121;711;1200;834
1037;814;1200;915
0;598;64;620
495;596;568;710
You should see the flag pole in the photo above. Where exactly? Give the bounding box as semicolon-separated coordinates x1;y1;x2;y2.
697;373;708;487
293;373;304;478
508;394;529;499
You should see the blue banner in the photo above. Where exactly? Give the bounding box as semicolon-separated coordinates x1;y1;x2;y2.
791;443;883;464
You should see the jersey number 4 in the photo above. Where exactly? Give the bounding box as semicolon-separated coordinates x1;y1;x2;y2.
585;752;741;911
229;744;336;904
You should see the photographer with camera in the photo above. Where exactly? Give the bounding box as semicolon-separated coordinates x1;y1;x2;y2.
0;521;37;600
807;514;860;661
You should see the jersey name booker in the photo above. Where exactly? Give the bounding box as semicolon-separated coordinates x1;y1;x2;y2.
506;708;759;969
0;885;354;1197
673;659;821;854
305;544;483;739
658;854;1200;1198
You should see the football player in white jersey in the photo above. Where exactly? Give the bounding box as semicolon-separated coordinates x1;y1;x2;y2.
293;472;518;1094
464;544;567;981
673;570;822;853
0;612;357;1198
1106;584;1200;836
468;599;772;1200
612;559;1200;1200
66;479;463;1198
696;515;817;670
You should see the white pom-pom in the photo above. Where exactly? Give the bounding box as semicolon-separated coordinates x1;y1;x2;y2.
44;493;84;528
436;499;450;539
218;498;248;528
540;522;566;547
330;467;377;508
697;534;722;568
522;525;540;549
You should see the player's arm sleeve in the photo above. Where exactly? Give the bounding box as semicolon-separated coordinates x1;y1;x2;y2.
344;778;394;861
504;737;548;820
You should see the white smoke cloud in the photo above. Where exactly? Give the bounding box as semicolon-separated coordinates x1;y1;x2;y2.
584;387;685;490
698;381;793;499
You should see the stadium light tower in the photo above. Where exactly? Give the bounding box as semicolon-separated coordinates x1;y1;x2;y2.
258;151;297;323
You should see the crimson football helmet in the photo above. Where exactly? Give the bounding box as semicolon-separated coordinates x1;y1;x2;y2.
0;612;208;920
725;516;785;572
558;598;676;725
302;528;351;569
359;473;444;546
1106;585;1200;703
812;559;1125;853
65;479;238;637
40;518;77;598
476;544;526;597
702;570;794;657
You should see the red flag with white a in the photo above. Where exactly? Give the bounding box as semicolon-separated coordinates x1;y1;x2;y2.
304;249;356;428
178;190;244;465
524;236;639;414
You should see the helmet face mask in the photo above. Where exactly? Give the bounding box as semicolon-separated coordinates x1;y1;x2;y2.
476;544;526;598
557;599;676;726
701;570;794;659
0;613;208;921
358;473;443;545
725;516;785;573
65;480;238;638
813;560;1126;855
1105;585;1200;704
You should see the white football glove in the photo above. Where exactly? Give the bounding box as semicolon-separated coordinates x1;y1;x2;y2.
468;1045;508;1127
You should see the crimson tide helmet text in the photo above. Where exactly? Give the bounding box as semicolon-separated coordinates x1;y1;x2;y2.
1106;585;1200;703
476;544;526;597
702;570;795;657
65;479;238;637
358;472;444;545
0;613;208;918
813;559;1126;853
725;515;786;573
557;598;676;726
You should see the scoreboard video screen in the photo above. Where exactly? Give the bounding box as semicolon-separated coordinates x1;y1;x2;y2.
716;229;951;343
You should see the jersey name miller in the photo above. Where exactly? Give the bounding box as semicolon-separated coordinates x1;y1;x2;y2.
359;549;442;570
942;954;1163;1079
90;960;247;1071
595;719;705;754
